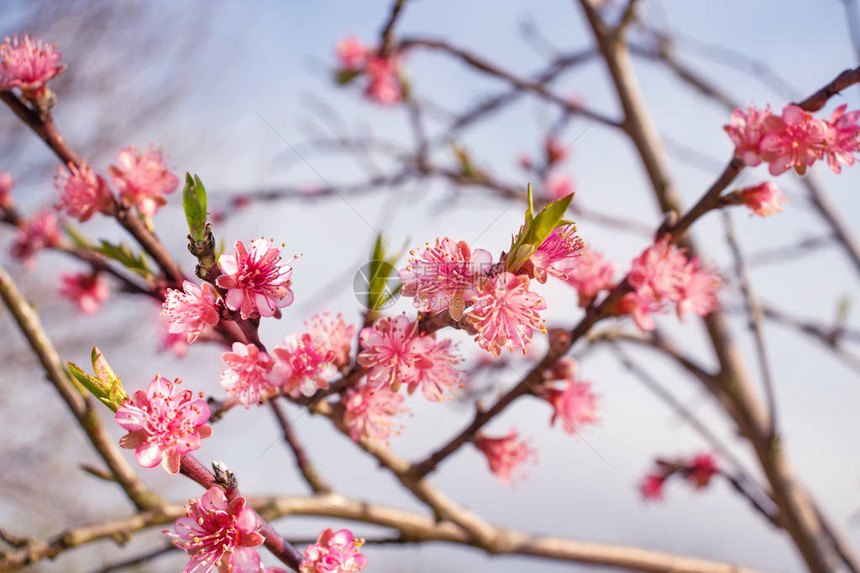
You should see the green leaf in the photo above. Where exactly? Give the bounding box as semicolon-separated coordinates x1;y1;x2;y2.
94;241;152;278
507;186;573;272
183;173;208;242
66;348;127;412
334;69;362;86
63;224;92;249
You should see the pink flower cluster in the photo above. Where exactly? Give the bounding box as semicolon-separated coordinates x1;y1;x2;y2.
162;280;220;343
357;315;463;400
468;272;547;356
171;487;265;573
400;237;492;317
300;528;368;573
220;342;278;407
725;104;860;175
115;376;212;474
474;429;536;485
620;237;721;331
640;453;720;501
10;210;61;269
221;313;355;404
541;358;598;436
59;271;109;314
343;383;406;443
54;161;112;222
564;247;616;306
217;238;295;320
336;36;404;105
527;224;583;283
109;145;179;217
0;34;65;97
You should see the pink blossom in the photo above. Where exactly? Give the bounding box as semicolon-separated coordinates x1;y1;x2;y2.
724;105;771;167
468;272;547;356
639;473;666;500
307;312;356;368
219;342;278;407
544;356;578;381
336;36;368;71
564;247;616;306
529;224;583;283
115;375;211;474
684;453;719;489
614;292;662;331
823;104;860;174
343;383;406;443
364;55;402;105
10;210;61;269
300;528;368;573
172;487;265;573
734;181;787;217
760;105;827;176
474;429;536;485
0;34;65;97
59;272;109;314
400;237;492;316
109;146;179;217
162;280;220;343
674;259;721;322
544;173;573;200
216;238;295;320
545;379;598;435
415;338;463;401
544;135;568;166
625;237;720;328
357;315;434;392
272;333;336;397
54;161;112;222
0;171;13;209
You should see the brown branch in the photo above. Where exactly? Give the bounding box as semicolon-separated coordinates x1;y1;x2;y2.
379;0;408;56
0;262;163;512
0;493;771;573
269;399;333;494
397;36;622;128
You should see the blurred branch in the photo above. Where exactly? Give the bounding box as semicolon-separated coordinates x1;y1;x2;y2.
379;0;408;56
0;262;163;512
269;398;333;495
0;492;770;573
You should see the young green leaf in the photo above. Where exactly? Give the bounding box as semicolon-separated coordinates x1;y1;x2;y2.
183;173;208;242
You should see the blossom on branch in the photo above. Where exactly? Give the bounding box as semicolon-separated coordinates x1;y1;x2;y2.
468;272;547;356
400;237;492;317
564;247;616;306
344;382;406;443
528;224;583;283
474;429;536;485
639;473;666;500
10;210;61;269
0;34;65;97
272;333;337;397
824;104;860;174
544;379;598;435
162;280;220;343
59;271;109;314
171;486;265;573
54;161;112;222
220;342;278;407
760;105;827;176
217;238;295;320
300;528;368;573
544;172;573;200
115;375;212;474
334;36;405;105
109;146;179;217
730;181;787;217
307;312;356;368
336;36;368;71
357;315;434;392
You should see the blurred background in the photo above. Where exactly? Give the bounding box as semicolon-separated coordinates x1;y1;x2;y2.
1;1;859;571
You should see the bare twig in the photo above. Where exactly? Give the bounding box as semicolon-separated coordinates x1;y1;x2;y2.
269;399;333;494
